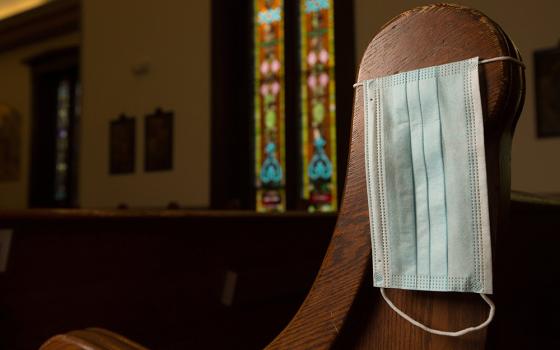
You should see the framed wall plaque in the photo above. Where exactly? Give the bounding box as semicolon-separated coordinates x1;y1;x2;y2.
109;114;135;174
534;46;560;137
145;108;173;171
0;105;21;182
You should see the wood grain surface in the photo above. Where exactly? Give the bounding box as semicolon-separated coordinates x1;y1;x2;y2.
40;328;148;350
266;4;525;349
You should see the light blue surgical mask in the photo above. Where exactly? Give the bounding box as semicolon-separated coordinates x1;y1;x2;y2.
354;56;524;336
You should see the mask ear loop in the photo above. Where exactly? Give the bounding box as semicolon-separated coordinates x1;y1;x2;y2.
352;56;525;87
380;288;495;337
479;56;525;68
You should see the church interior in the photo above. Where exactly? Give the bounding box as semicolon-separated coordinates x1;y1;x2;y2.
0;0;559;349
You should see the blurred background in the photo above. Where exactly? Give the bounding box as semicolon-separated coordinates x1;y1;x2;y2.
0;0;558;349
0;0;558;211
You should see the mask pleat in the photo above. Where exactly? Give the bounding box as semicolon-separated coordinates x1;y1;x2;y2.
381;73;417;280
405;70;429;284
418;68;448;288
438;62;476;290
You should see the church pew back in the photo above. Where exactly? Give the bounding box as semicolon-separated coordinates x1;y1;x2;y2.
0;210;334;349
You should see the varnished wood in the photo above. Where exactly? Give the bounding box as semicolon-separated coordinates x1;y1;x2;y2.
40;328;147;350
0;208;336;221
40;334;100;350
266;4;525;349
33;196;560;350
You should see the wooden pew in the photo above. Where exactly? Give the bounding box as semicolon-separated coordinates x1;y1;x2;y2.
267;4;527;349
35;194;560;349
0;210;334;349
36;3;560;349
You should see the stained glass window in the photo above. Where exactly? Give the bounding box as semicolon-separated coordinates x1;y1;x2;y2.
300;0;337;212
54;79;71;201
254;0;286;212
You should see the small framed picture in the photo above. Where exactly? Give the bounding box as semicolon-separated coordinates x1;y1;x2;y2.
109;114;135;174
534;46;560;137
145;108;173;171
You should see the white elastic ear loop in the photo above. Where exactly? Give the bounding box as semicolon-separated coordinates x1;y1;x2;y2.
352;55;525;88
380;288;495;337
479;56;525;69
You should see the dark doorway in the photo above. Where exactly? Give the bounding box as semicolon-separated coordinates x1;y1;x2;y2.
26;47;80;208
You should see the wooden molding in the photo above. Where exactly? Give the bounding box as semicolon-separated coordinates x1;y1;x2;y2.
0;0;80;54
0;208;338;221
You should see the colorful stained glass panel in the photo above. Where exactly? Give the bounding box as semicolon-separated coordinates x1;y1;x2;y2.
300;0;337;212
254;0;286;212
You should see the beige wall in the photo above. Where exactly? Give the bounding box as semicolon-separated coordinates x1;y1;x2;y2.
0;33;80;209
354;0;560;194
80;0;210;208
0;1;211;209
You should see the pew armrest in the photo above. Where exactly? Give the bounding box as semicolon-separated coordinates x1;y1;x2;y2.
40;328;148;350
